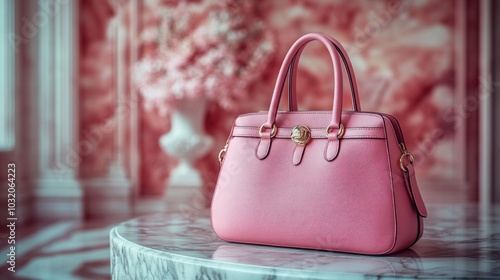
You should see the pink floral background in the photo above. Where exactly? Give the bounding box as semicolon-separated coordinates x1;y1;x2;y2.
79;0;464;197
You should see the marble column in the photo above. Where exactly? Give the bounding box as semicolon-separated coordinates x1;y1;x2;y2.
479;0;493;209
33;0;83;219
0;1;15;151
81;0;138;219
0;0;20;223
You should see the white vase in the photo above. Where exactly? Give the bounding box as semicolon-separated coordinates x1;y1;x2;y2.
159;98;213;191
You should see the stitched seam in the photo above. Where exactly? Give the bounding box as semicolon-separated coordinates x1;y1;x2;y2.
216;235;391;255
234;126;384;131
255;138;272;160
381;116;398;254
292;145;302;166
238;111;383;118
214;233;392;255
323;139;338;161
233;133;385;139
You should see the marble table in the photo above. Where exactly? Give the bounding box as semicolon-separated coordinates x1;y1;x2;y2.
110;203;500;279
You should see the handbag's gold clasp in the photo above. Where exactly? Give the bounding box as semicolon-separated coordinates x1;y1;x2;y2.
259;124;277;138
399;143;415;172
291;125;311;146
325;123;345;139
218;141;229;164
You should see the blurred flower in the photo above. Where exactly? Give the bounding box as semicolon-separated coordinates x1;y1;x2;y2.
134;0;275;112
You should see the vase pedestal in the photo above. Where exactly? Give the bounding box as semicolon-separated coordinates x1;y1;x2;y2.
159;98;212;210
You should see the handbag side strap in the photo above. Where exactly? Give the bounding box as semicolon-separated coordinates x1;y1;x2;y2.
403;163;428;218
287;35;361;112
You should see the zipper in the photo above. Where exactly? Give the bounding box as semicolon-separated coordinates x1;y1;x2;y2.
343;110;406;146
379;113;406;147
354;110;407;153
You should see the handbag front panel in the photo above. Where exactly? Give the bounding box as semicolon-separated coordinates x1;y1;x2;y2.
212;111;406;255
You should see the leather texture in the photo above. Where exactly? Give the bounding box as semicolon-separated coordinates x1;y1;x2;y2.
211;33;427;255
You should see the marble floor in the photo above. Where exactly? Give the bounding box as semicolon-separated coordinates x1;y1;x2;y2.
0;219;116;280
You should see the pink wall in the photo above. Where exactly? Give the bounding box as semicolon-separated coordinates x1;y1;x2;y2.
79;1;116;178
79;0;469;198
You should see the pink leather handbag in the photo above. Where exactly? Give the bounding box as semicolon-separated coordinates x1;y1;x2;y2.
211;33;427;255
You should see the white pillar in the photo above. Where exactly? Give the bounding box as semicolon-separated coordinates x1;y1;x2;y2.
0;0;15;152
34;0;83;220
81;0;137;219
479;0;493;211
0;0;22;223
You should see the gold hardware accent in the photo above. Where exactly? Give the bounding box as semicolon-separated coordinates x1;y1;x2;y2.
259;123;277;138
291;125;312;146
325;123;345;139
399;143;407;152
218;141;229;164
399;148;415;172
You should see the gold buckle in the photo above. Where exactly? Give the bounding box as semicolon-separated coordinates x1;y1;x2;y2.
399;151;415;172
259;124;277;138
325;123;345;139
218;141;229;164
291;125;311;146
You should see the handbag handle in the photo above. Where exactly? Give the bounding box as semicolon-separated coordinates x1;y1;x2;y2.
287;35;361;111
263;33;349;135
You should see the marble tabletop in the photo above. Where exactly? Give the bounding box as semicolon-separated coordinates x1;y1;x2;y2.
110;203;500;279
